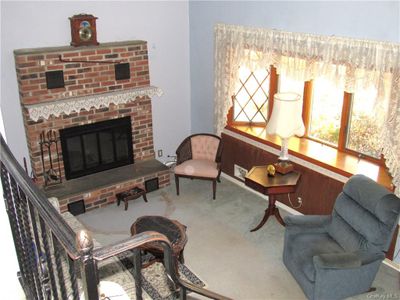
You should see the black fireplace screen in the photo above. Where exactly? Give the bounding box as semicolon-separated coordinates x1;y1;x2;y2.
60;117;134;180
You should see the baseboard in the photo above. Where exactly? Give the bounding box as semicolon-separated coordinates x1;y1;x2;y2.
221;172;400;272
382;258;399;271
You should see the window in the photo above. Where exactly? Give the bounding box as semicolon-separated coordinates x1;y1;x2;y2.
229;67;384;163
346;87;382;158
309;78;344;146
278;74;304;98
232;67;270;124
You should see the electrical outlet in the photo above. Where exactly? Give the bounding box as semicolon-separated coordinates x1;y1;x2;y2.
297;197;303;204
157;150;163;157
234;164;248;181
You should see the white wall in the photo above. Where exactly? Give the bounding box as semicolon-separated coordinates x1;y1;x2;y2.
189;1;400;133
1;1;191;165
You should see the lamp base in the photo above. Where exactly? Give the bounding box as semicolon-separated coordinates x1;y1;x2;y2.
274;160;294;174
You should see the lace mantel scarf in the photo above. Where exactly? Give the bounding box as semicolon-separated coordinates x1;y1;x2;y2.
214;23;400;195
25;86;163;122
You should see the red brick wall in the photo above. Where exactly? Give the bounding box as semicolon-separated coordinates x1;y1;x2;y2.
15;41;149;105
14;41;155;186
58;171;170;213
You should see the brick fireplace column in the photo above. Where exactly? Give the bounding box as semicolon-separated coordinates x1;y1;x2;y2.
14;41;170;212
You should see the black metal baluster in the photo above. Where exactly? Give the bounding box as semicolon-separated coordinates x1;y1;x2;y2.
28;201;45;300
39;216;59;300
0;164;30;294
180;286;187;300
51;233;68;299
68;255;80;300
39;255;51;300
18;186;43;300
132;248;143;300
9;174;36;296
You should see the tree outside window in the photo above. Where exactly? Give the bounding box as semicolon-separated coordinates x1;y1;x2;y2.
346;86;382;159
309;78;344;146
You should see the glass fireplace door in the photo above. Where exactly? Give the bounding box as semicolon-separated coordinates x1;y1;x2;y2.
60;117;134;180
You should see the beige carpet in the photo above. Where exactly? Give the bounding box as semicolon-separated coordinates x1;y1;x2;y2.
78;175;400;300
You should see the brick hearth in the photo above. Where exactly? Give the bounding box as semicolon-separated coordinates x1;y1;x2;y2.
14;40;170;212
45;160;170;213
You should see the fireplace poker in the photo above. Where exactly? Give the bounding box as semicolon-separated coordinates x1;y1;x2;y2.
39;131;48;183
53;130;62;183
46;130;59;182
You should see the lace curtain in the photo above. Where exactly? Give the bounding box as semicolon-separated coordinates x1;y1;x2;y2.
214;23;400;195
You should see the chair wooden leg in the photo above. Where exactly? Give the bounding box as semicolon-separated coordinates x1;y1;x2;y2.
175;174;180;196
212;180;216;200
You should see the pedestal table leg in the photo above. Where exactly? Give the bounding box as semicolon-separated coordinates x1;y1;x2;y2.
250;195;285;231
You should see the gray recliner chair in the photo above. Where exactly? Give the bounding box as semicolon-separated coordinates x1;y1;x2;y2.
283;174;400;300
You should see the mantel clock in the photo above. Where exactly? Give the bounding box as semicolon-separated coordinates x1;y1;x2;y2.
69;14;99;47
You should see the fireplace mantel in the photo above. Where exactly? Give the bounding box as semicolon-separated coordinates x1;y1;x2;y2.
15;39;167;192
24;85;163;121
15;39;171;212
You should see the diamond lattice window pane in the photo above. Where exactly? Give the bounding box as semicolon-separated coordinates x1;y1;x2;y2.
245;75;260;96
239;67;252;82
254;69;269;81
245;100;258;121
236;88;250;107
253;89;268;106
233;100;243;119
255;69;270;89
233;66;270;123
260;102;269;118
236;111;248;122
252;112;265;122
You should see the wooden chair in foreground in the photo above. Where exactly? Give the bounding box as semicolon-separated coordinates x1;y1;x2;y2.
174;133;222;199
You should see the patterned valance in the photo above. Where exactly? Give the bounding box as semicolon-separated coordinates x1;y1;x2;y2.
25;86;163;122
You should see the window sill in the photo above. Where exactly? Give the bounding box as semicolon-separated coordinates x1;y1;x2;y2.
225;124;393;190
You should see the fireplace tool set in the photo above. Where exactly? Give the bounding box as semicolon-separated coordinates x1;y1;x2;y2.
39;130;62;186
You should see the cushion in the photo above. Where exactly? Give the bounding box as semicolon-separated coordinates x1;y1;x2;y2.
343;174;400;225
286;232;344;282
329;193;391;252
313;252;362;269
190;135;219;161
174;159;218;178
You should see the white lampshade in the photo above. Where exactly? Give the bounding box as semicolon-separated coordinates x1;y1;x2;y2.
266;92;305;138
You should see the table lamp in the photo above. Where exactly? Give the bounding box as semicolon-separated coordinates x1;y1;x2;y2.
266;92;305;174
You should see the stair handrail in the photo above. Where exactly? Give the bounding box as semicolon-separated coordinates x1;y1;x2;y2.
92;232;232;300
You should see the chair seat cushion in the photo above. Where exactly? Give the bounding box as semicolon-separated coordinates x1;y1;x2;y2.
287;232;344;282
174;159;218;178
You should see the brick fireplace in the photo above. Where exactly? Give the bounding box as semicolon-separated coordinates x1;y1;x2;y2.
14;40;170;212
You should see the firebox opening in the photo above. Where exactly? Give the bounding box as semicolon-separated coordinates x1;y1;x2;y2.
60;116;134;180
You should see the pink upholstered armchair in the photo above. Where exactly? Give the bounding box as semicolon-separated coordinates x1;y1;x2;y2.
174;133;222;199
